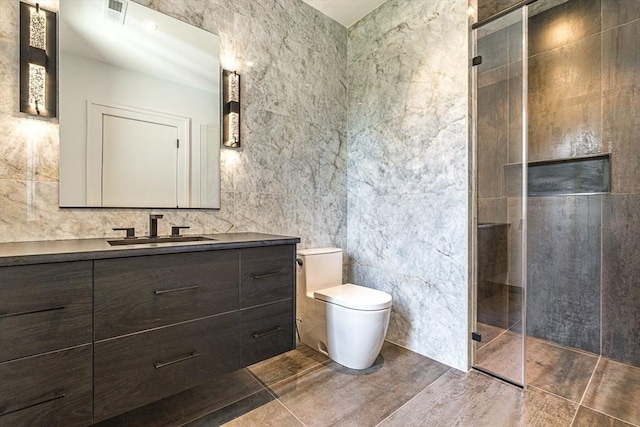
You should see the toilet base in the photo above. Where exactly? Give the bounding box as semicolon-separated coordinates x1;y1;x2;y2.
326;302;390;370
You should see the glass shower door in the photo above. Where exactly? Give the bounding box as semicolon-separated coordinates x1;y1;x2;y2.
472;6;527;386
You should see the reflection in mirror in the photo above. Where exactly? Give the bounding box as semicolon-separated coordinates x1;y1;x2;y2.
59;0;221;208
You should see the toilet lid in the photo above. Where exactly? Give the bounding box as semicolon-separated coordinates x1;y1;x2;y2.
314;284;392;311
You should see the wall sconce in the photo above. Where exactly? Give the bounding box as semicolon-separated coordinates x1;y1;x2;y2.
223;70;240;148
20;2;57;117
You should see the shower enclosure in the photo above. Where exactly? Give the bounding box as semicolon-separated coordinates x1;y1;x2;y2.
472;5;527;386
472;0;639;388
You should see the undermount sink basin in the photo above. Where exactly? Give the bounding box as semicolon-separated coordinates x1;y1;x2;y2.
107;236;216;246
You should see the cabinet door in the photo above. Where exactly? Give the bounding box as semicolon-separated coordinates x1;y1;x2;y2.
240;245;295;307
240;299;295;366
0;345;92;427
0;261;93;362
95;250;240;339
94;313;240;422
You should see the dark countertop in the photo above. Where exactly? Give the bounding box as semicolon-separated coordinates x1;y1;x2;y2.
0;232;301;267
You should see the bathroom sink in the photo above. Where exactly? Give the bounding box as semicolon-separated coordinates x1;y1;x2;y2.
107;236;216;246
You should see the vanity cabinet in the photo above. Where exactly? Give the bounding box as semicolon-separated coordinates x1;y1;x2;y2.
239;245;296;366
94;250;240;340
0;345;93;427
93;313;240;422
0;261;93;427
93;245;296;421
0;238;297;426
240;299;294;366
0;261;93;362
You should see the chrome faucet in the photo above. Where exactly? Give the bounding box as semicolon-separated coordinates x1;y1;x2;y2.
149;214;163;238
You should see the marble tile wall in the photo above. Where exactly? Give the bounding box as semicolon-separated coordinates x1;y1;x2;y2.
0;0;347;250
346;0;469;371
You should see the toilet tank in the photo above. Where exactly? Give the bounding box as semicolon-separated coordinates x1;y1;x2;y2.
297;248;343;295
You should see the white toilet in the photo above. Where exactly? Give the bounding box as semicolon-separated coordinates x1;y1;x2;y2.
296;247;392;369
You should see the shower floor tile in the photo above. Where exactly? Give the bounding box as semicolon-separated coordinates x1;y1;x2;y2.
582;358;640;426
476;321;507;349
572;406;636;427
475;331;524;383
526;338;599;403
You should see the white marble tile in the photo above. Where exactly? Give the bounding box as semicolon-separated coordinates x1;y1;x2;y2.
351;263;468;371
0;1;19;117
289;193;347;250
0;180;236;242
347;191;467;283
348;108;467;198
346;0;469;370
135;0;208;28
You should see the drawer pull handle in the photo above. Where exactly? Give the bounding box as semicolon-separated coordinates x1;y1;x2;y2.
0;305;66;319
153;285;200;295
252;326;283;339
252;271;282;280
1;389;65;417
154;351;200;369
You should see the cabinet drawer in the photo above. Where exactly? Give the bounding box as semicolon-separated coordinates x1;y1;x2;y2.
241;299;295;366
0;345;92;427
94;313;240;422
95;250;239;340
240;245;295;307
0;261;93;362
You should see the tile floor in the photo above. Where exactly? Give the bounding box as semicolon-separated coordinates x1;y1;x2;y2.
96;338;640;427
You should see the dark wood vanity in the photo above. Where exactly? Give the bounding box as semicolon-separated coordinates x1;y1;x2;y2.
0;233;298;426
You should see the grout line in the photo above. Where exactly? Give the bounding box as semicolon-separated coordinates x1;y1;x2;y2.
176;388;266;427
251;359;331;390
526;334;600;358
476;325;509;350
254;375;309;427
580;404;640;427
578;355;600;407
526;384;579;406
374;368;453;427
568;355;601;426
273;398;309;427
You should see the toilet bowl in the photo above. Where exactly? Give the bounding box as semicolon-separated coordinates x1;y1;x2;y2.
296;248;392;370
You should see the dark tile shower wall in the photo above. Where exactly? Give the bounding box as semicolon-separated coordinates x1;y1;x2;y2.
602;195;640;367
527;196;601;354
476;0;640;367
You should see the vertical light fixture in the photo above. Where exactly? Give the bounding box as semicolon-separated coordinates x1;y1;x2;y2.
223;70;240;148
20;2;57;117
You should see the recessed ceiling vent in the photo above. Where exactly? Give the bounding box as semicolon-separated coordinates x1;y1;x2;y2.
104;0;128;24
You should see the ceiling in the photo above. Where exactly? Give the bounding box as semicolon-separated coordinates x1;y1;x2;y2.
301;0;388;27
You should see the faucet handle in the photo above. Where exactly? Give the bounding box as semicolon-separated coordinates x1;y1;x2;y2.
171;226;190;237
113;227;136;239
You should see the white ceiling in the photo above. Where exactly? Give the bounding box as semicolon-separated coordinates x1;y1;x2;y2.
302;0;388;27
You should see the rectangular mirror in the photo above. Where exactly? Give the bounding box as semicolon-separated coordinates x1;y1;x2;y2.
59;0;221;208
